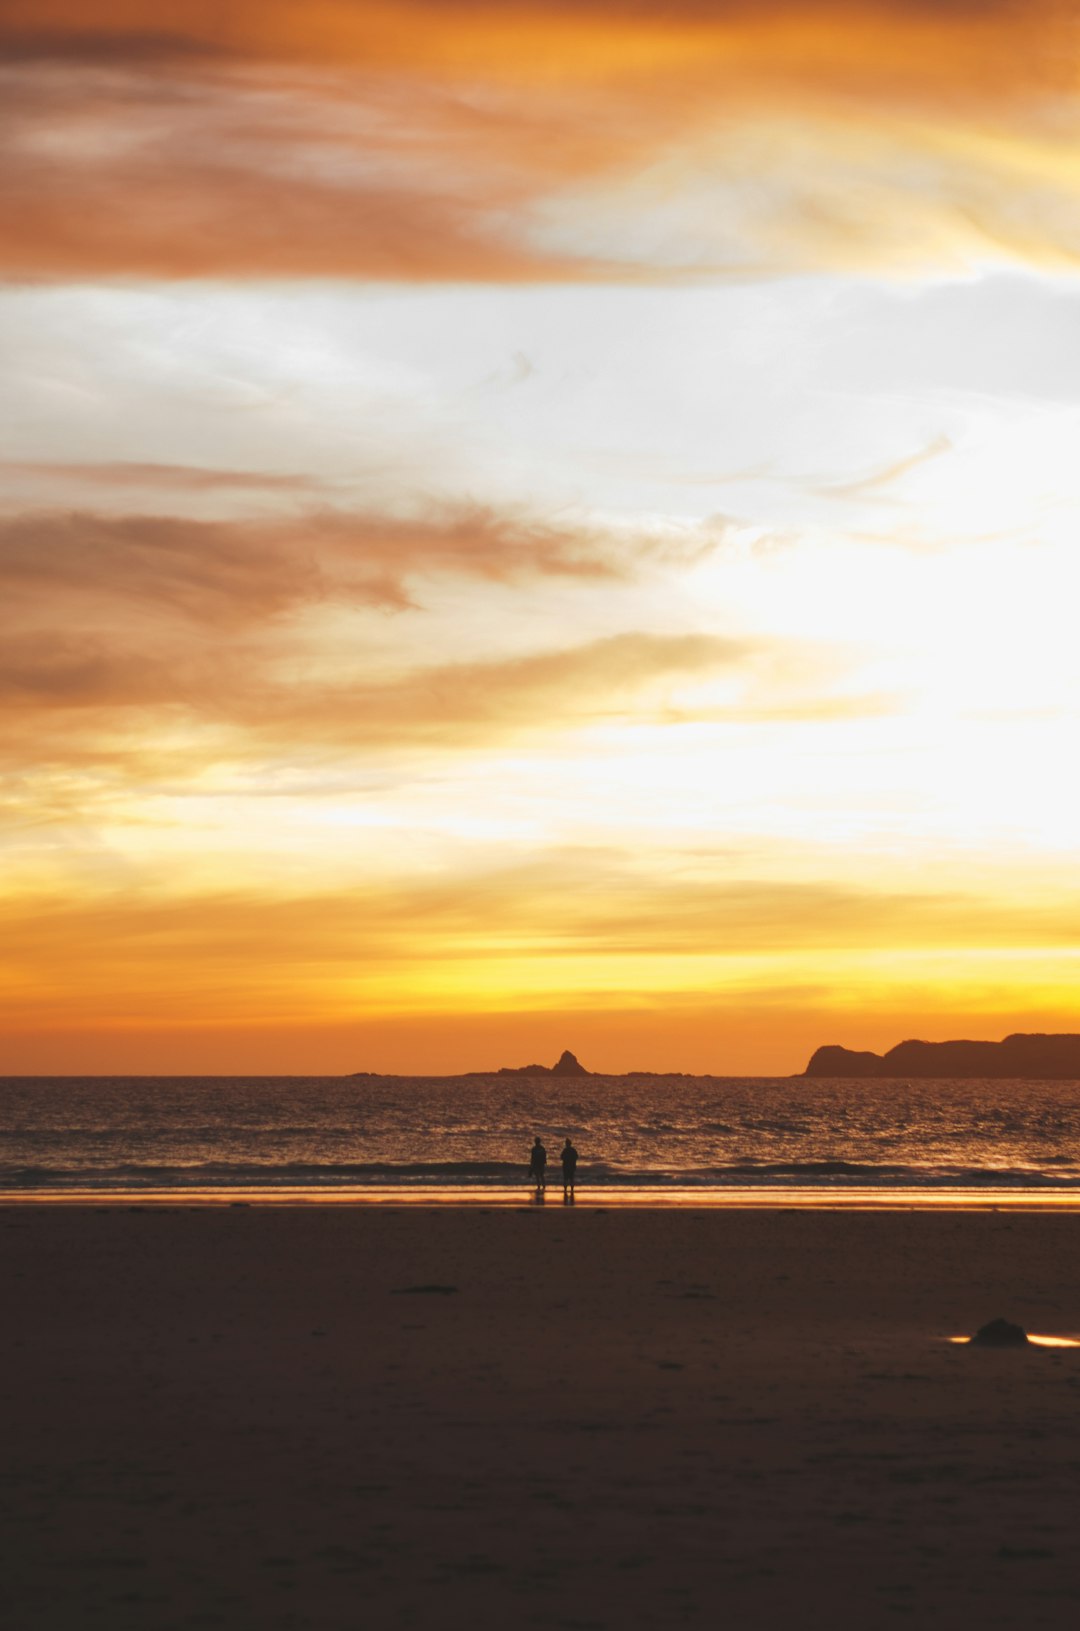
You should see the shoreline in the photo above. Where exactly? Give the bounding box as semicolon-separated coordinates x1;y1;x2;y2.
6;1183;1080;1208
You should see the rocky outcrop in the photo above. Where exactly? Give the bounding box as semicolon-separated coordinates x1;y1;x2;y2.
970;1318;1029;1347
804;1033;1080;1080
550;1049;589;1077
354;1051;593;1079
485;1050;591;1078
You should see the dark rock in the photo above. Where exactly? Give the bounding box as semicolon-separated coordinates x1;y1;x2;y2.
490;1049;591;1077
970;1318;1029;1347
551;1049;589;1076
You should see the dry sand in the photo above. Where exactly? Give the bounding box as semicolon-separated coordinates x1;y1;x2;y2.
3;1204;1080;1629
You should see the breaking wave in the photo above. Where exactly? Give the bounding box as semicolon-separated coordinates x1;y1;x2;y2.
3;1158;1080;1193
4;1073;1080;1197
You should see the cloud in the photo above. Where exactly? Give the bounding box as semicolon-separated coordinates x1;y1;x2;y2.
0;628;750;752
0;4;1059;85
0;503;631;627
0;497;765;781
0;61;613;282
814;435;954;500
2;2;1079;280
0;490;889;781
0;635;181;706
0;26;232;64
244;632;752;748
5;860;1080;1028
0;460;326;493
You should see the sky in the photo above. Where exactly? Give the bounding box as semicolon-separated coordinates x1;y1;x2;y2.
4;0;1080;1074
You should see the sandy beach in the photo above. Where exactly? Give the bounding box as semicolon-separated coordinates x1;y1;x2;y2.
4;1204;1080;1629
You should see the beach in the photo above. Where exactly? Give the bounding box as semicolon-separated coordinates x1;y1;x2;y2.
4;1204;1080;1628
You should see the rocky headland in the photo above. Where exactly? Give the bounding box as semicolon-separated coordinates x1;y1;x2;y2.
803;1033;1080;1079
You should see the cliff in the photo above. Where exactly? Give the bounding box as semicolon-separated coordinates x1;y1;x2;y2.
803;1033;1080;1080
801;1046;884;1078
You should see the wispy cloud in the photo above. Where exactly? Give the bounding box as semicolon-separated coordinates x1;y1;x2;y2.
0;496;770;784
240;632;754;747
814;435;954;500
0;503;634;625
0;628;751;757
5;860;1080;1029
3;3;1080;280
0;460;327;493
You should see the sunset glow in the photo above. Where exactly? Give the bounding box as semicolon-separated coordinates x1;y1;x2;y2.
4;1;1080;1072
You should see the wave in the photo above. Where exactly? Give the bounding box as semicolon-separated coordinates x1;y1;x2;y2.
0;1159;521;1188
2;1158;1080;1192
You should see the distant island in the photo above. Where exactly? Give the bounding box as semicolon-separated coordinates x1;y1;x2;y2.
350;1049;592;1080
480;1049;590;1078
803;1033;1080;1080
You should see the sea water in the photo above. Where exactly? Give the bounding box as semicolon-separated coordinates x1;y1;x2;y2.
2;1073;1080;1202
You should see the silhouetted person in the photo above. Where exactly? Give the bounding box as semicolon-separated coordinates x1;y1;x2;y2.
528;1136;547;1192
561;1138;578;1201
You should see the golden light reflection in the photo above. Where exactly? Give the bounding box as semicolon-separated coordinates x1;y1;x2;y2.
11;1189;1080;1212
947;1335;1080;1349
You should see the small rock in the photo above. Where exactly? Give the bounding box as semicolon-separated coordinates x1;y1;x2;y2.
551;1049;589;1076
970;1318;1029;1347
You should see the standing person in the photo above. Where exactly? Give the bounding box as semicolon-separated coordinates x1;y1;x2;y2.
528;1136;547;1193
561;1137;578;1201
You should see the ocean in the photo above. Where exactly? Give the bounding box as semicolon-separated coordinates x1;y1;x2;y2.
3;1072;1080;1203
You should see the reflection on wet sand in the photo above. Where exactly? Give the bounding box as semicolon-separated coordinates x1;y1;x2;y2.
10;1185;1080;1209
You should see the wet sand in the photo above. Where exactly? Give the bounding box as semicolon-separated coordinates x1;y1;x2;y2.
4;1205;1080;1628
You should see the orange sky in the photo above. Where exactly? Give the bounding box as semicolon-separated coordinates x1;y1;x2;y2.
3;0;1080;1072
